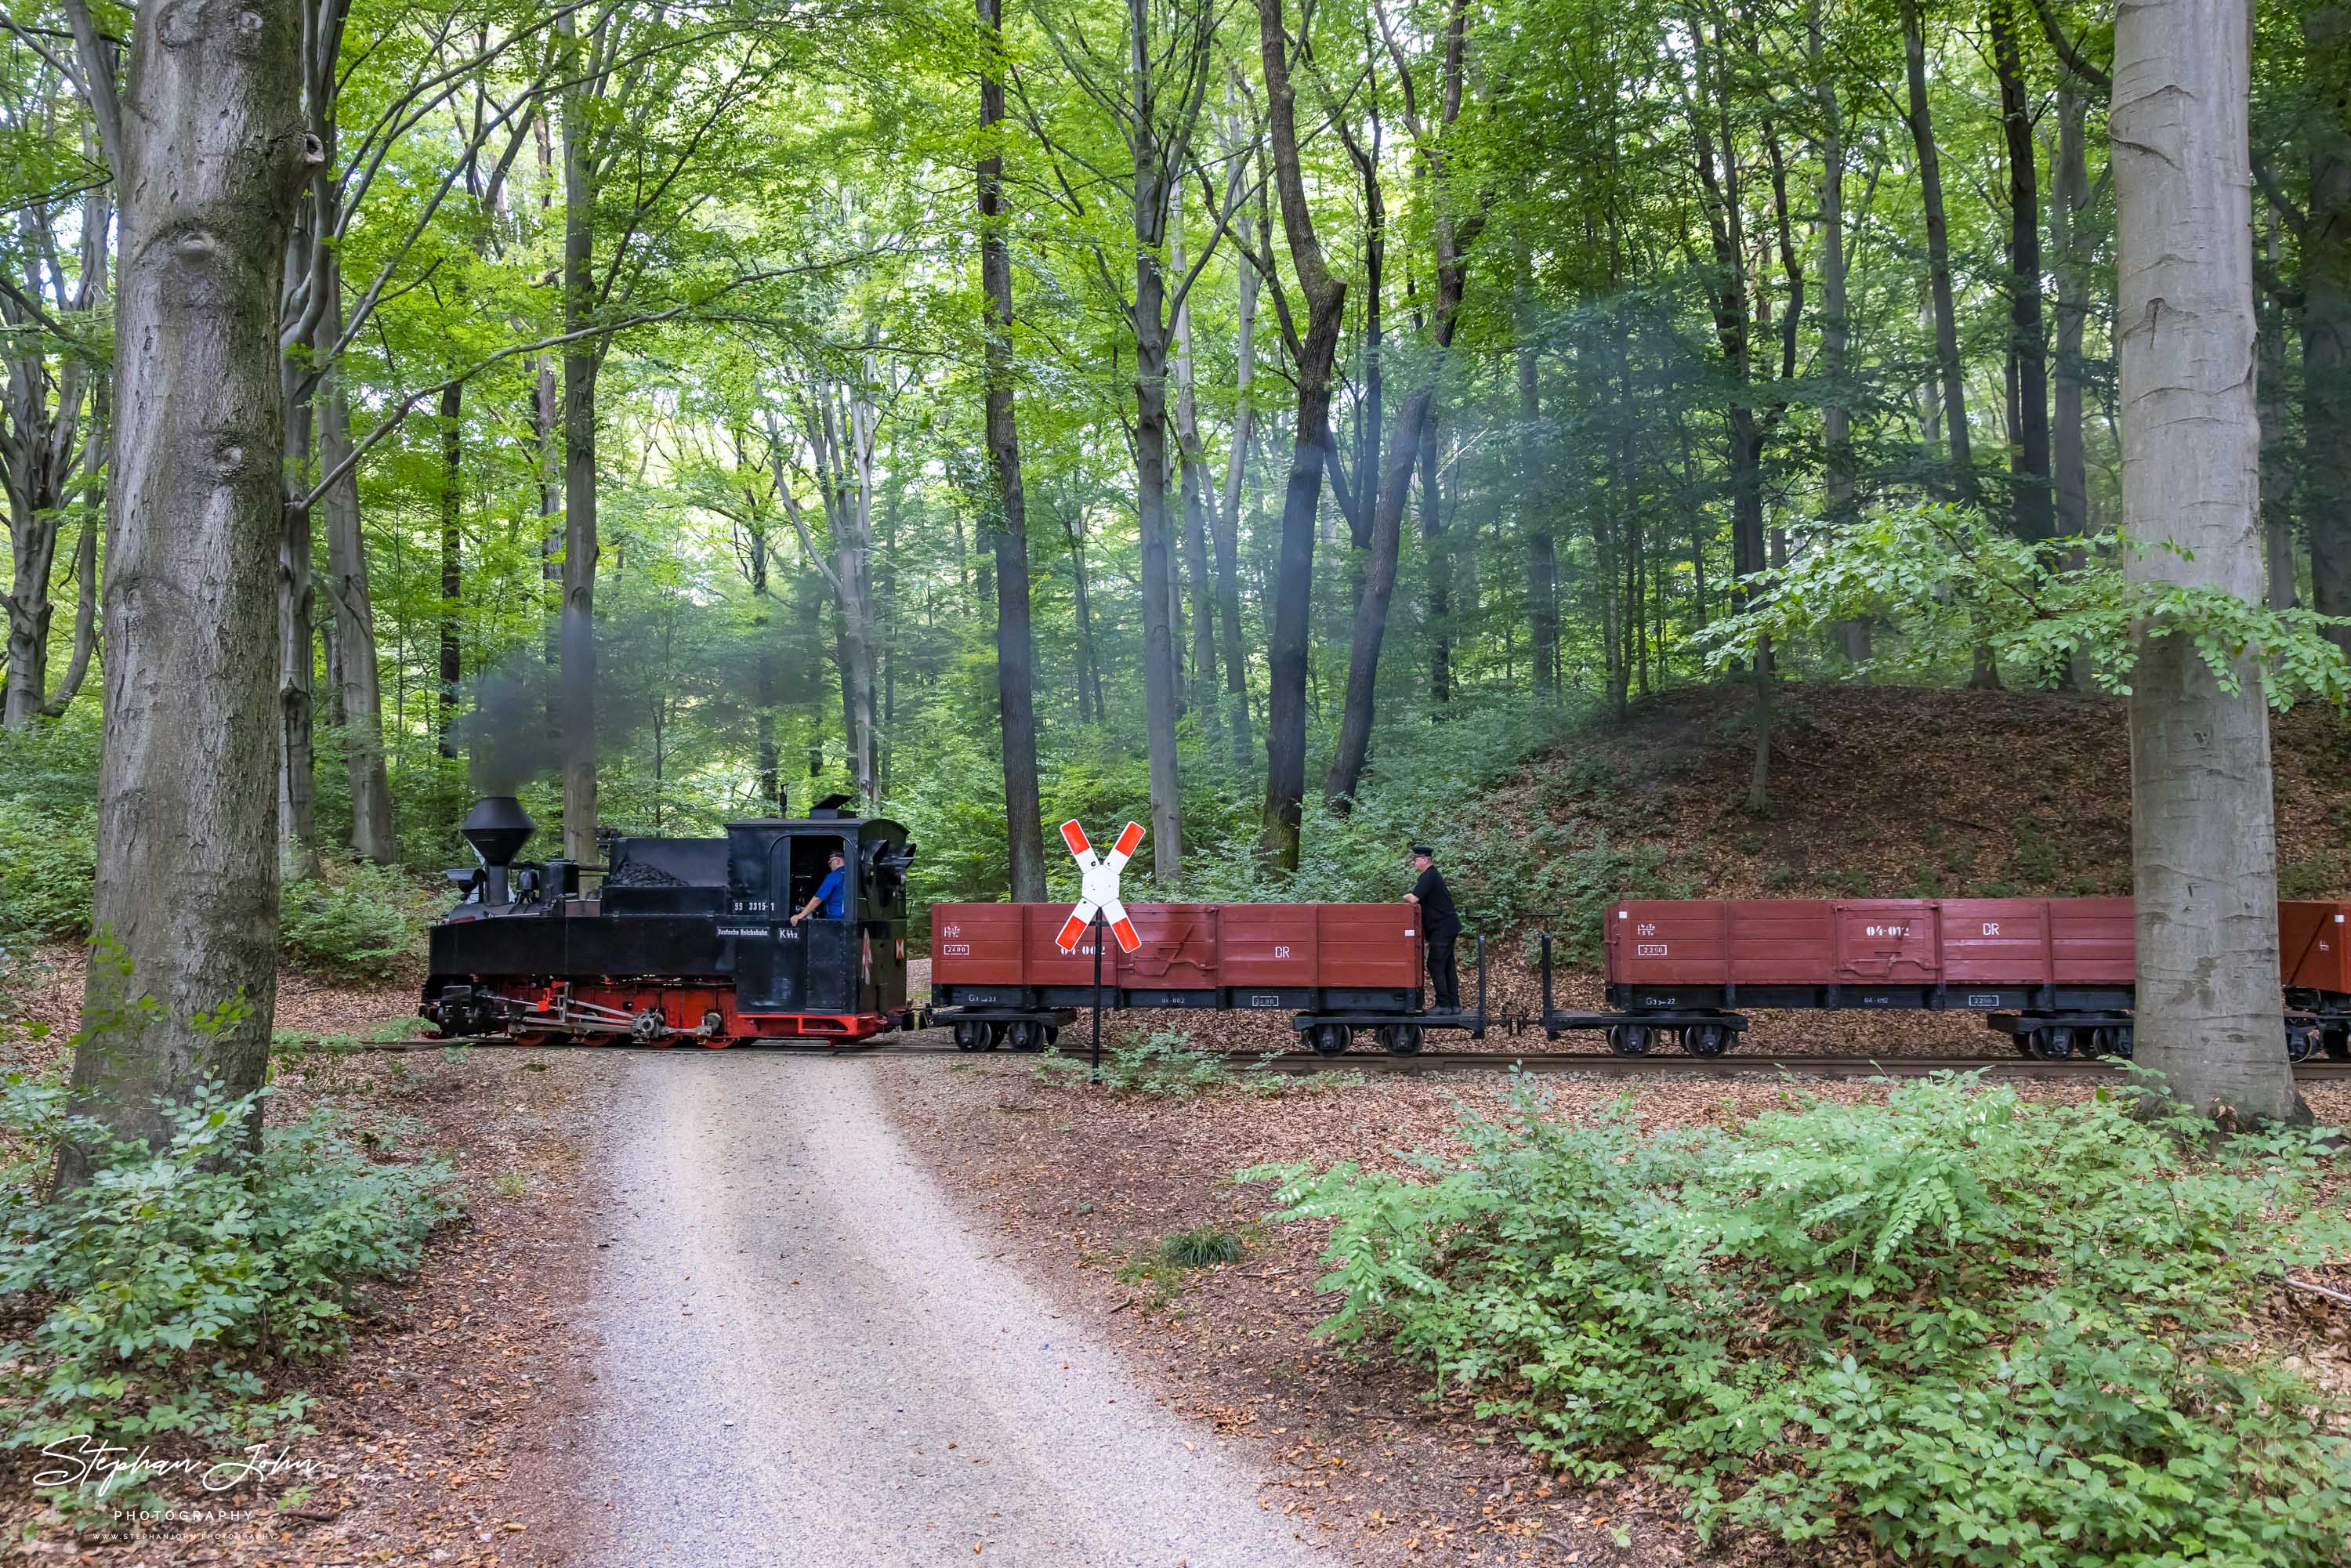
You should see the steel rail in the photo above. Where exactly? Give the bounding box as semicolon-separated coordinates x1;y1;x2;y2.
284;1035;2351;1081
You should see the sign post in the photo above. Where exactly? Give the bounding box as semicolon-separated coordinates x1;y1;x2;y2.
1055;819;1144;1082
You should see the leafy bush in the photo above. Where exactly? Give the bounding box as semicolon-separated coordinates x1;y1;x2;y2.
0;710;102;972
0;797;96;947
1250;1074;2351;1566
280;861;435;980
0;1077;458;1506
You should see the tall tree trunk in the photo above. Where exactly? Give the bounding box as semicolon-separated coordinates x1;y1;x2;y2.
977;0;1046;904
1991;0;2054;540
1132;299;1185;878
278;303;321;879
2259;213;2300;608
2051;83;2092;540
1172;204;1219;750
1213;160;1261;772
1809;1;1865;663
559;16;599;863
1255;0;1348;871
44;477;99;718
2113;0;2301;1124
1519;330;1558;699
2303;5;2351;657
1902;0;1978;501
1421;409;1449;702
71;0;310;1161
321;359;394;860
437;381;462;759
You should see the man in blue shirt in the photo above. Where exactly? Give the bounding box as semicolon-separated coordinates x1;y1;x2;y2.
790;848;849;926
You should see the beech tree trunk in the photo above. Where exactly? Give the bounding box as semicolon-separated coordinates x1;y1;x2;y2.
2051;83;2092;540
2303;6;2351;657
1519;331;1558;700
1809;1;1865;664
1172;205;1219;750
559;13;599;863
2113;0;2302;1124
437;381;462;759
977;0;1046;904
277;313;321;879
321;342;395;861
1420;414;1449;703
1212;158;1262;773
1991;0;2054;540
1902;0;1977;501
2259;214;2299;609
1255;0;1347;871
71;0;313;1159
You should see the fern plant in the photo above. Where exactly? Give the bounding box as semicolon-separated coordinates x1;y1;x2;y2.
1249;1072;2351;1566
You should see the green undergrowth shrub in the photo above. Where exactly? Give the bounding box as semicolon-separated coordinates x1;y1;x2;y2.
1248;1073;2351;1567
0;709;101;977
0;1075;458;1511
1034;1028;1361;1098
279;861;437;980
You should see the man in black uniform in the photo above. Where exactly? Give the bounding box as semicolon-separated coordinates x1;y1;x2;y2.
1407;845;1462;1012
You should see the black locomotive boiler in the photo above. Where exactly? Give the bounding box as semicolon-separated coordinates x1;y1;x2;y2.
421;793;918;1045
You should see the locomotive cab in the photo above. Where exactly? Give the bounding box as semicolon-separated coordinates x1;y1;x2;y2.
723;798;911;1019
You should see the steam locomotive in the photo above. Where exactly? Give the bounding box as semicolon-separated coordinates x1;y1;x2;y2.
420;793;918;1045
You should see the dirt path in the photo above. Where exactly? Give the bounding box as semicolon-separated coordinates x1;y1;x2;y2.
563;1052;1324;1568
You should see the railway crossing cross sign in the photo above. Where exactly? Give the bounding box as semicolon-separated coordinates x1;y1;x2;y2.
1055;819;1144;954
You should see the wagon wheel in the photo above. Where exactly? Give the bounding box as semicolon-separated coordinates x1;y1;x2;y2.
1683;1023;1731;1058
984;1021;1009;1052
2325;1026;2351;1063
1377;1023;1424;1057
952;1020;990;1053
1308;1023;1353;1057
1606;1023;1654;1057
2083;1026;2117;1059
2286;1023;2318;1063
2110;1026;2135;1060
1003;1019;1045;1053
1041;1024;1060;1052
2032;1025;2076;1062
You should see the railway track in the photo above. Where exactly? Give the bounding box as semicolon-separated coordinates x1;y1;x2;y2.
295;1034;2351;1081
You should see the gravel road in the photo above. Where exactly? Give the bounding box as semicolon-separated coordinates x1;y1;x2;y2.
568;1052;1324;1568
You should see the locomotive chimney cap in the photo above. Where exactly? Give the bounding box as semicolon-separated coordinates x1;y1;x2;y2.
462;795;535;867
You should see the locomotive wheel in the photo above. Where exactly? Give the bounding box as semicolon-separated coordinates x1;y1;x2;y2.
509;1031;556;1048
1308;1023;1353;1057
2032;1025;2076;1062
952;1020;990;1052
2325;1026;2351;1063
1003;1019;1045;1053
1683;1023;1730;1057
2286;1023;2318;1063
1378;1023;1425;1057
1606;1023;1654;1057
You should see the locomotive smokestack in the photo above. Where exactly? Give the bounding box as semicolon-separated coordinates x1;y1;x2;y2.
462;795;534;904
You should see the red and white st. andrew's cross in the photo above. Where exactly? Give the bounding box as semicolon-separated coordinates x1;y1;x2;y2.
1054;819;1144;955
